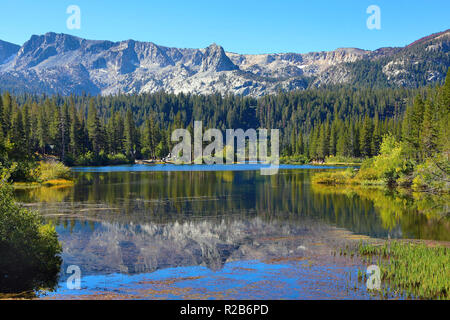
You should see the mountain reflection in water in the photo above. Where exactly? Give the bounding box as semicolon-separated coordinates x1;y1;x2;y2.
12;167;449;298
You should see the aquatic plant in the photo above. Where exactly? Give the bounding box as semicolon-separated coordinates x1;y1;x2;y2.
358;241;449;300
38;161;71;182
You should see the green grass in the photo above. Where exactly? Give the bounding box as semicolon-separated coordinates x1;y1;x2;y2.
38;161;71;183
280;155;309;164
324;155;363;165
312;167;386;186
357;241;450;299
311;168;355;185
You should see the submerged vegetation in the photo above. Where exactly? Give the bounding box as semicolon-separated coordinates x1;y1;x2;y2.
0;171;62;294
358;241;450;300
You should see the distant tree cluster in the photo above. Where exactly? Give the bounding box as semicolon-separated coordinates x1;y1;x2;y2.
0;69;448;170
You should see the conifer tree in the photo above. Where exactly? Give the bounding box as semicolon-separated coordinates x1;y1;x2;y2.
0;95;3;137
37;106;48;154
22;103;31;151
11;108;26;158
87;99;103;154
297;131;304;155
2;92;12;135
329;120;338;157
372;112;382;156
69;103;81;156
360;116;373;158
420;99;438;158
402;95;424;160
124;108;137;158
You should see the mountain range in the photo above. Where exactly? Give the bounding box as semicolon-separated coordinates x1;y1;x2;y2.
0;30;448;96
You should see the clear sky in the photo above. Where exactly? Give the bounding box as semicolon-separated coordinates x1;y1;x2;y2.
1;0;449;54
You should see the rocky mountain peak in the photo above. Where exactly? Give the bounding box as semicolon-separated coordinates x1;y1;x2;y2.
0;30;448;96
201;43;239;72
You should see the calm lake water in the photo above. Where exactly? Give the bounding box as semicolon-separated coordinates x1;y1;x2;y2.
12;164;450;299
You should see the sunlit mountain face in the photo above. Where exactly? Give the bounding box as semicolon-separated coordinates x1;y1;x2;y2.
0;30;448;96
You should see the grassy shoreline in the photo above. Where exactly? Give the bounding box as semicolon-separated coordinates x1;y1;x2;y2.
13;179;74;189
356;241;450;299
312;168;385;186
8;161;74;188
329;227;450;300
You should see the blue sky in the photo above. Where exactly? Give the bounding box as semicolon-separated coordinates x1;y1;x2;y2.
1;0;448;54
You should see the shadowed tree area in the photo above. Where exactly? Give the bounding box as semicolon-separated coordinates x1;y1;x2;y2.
0;171;62;295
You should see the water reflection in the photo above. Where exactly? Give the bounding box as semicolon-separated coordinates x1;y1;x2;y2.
11;168;449;297
15;169;449;241
53;217;339;280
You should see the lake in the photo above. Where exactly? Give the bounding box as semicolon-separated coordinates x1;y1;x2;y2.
12;164;450;299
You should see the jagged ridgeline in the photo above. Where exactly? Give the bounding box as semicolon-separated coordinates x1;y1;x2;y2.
0;30;448;96
0;79;445;166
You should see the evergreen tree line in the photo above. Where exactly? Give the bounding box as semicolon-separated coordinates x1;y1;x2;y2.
0;71;447;167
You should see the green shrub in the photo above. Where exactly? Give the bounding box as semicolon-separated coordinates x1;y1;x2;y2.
280;155;309;164
74;151;132;166
107;153;133;165
412;154;449;192
8;161;39;182
38;161;71;182
311;168;355;185
74;151;95;166
354;135;414;186
0;172;62;293
325;155;362;164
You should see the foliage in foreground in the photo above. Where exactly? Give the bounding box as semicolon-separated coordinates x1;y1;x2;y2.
0;173;62;293
358;241;449;300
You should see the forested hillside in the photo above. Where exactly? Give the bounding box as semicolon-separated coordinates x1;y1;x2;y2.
0;69;448;182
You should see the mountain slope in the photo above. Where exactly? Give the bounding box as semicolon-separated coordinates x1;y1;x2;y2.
0;30;448;96
0;40;20;64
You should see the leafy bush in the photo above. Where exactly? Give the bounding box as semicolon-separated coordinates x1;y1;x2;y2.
353;159;380;182
355;135;413;186
140;147;151;159
74;151;132;166
38;161;71;182
280;155;309;164
0;172;62;293
155;141;169;159
325;155;362;164
74;151;96;166
312;135;415;187
372;135;412;184
107;153;132;165
311;168;355;185
8;161;40;182
413;154;450;192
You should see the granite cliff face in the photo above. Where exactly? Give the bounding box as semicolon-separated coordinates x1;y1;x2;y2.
0;30;448;96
